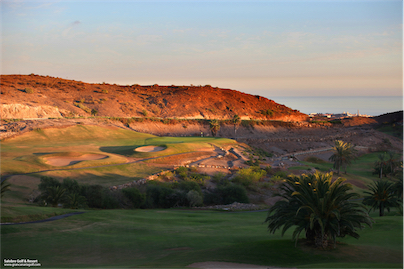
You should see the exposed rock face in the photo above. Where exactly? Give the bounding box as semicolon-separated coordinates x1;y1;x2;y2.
0;104;62;119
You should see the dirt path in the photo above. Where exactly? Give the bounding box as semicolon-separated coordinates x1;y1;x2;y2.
0;212;86;225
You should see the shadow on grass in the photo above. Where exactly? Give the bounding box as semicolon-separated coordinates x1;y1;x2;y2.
99;146;139;156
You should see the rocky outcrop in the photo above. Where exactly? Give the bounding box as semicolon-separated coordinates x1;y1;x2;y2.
0;104;62;119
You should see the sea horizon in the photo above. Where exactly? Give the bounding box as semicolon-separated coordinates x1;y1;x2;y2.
267;96;403;117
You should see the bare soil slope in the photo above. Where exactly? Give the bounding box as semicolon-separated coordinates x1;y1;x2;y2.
0;74;306;121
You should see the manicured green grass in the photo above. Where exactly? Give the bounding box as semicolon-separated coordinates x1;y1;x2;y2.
1;125;235;175
1;206;76;223
1;209;402;268
35;162;166;186
376;125;403;140
288;165;312;171
300;152;402;195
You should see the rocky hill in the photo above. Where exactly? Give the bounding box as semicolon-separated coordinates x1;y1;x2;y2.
0;74;307;121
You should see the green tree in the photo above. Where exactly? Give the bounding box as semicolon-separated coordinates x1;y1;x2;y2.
329;140;357;174
1;178;11;199
91;109;98;116
209;119;220;137
38;176;61;191
362;180;399;216
43;186;67;207
265;172;372;249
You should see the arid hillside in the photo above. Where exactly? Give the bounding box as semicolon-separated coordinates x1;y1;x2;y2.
0;74;307;121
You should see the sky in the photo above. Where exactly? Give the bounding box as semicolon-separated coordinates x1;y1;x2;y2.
1;0;403;98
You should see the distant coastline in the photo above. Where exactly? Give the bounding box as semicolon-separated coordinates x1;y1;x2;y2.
270;96;403;117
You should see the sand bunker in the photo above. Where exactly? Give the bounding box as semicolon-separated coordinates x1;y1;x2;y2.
45;154;108;166
135;146;165;152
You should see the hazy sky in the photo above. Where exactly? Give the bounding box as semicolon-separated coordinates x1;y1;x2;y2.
1;0;403;97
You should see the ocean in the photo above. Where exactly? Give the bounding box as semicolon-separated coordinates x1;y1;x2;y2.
267;96;403;117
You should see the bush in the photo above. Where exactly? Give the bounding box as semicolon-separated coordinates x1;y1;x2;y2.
176;181;202;196
74;102;91;113
204;184;249;205
187;190;203;207
122;188;145;208
175;166;188;179
145;185;176;208
186;173;209;186
260;109;274;117
24;88;34;94
232;167;266;188
211;172;230;187
273;170;288;178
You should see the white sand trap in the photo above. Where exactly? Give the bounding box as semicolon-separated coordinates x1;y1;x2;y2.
187;261;289;269
135;146;165;152
45;154;108;166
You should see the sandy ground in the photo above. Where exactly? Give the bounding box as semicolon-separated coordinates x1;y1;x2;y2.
135;146;165;152
187;261;295;269
45;154;108;166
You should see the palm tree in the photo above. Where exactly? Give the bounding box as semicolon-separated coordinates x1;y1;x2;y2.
362;180;399;216
329;140;357;174
1;178;11;199
209;119;220;137
65;193;87;209
232;114;241;137
265;172;372;249
373;152;399;179
43;186;67;207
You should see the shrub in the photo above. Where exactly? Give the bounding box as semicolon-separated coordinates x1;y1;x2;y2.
260;109;274;117
186;173;209;187
232;167;266;188
187;190;203;207
102;89;109;94
273;170;288;178
24;88;34;94
142;109;148;117
74;102;91;113
264;166;272;175
122;188;145;208
175;166;188;179
158;171;174;182
176;181;202;196
204;185;249;205
211;172;230;187
145;185;176;208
